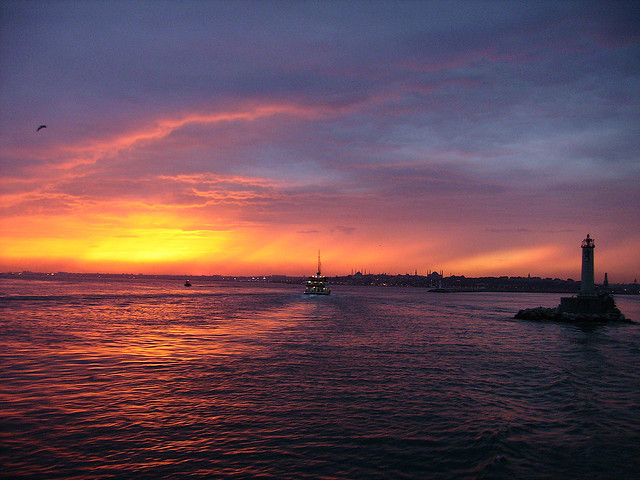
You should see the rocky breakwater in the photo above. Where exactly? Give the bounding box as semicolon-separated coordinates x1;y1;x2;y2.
515;293;629;323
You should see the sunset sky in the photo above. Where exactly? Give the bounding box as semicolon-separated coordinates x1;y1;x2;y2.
1;1;639;280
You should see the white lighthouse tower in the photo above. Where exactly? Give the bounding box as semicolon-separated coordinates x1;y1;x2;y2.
580;234;595;296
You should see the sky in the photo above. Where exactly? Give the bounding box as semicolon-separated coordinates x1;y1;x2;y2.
1;1;639;280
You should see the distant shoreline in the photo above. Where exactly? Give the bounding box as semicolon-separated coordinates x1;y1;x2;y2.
2;271;638;295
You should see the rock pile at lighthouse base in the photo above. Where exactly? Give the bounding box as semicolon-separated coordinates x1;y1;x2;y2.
514;306;628;323
515;294;629;323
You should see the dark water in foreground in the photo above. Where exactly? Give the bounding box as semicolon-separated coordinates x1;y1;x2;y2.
1;278;640;480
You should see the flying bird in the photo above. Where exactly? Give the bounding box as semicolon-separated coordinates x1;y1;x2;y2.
36;125;47;132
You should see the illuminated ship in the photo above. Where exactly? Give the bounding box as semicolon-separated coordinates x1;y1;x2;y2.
304;252;331;295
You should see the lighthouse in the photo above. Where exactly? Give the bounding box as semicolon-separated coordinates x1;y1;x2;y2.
516;233;627;321
580;234;595;296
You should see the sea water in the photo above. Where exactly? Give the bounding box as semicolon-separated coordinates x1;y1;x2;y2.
1;277;640;479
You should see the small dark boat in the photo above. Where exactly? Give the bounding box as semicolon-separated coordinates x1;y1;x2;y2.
184;280;192;287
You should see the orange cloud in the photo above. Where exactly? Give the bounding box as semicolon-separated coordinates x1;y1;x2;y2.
444;245;567;277
38;102;334;172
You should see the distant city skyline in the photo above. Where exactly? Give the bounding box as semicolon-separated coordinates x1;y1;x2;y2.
1;1;639;281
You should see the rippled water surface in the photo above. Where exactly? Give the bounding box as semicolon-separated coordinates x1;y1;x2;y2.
2;277;640;479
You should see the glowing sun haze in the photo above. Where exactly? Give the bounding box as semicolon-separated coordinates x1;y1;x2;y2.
1;1;639;280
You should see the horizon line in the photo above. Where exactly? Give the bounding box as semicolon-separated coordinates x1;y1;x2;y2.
2;270;637;284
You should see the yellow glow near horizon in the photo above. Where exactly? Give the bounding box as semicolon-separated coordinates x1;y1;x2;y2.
0;210;420;275
1;225;228;264
83;229;227;263
0;206;232;271
1;223;637;281
1;203;637;280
